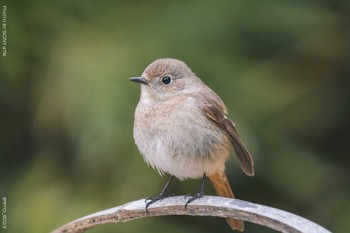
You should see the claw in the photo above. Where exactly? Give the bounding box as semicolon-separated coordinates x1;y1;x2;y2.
144;176;174;213
145;191;169;212
184;191;205;208
184;174;207;209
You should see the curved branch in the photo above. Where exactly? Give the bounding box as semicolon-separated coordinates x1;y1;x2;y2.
51;196;330;233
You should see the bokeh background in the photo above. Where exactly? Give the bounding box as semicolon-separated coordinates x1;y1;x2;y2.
1;1;350;233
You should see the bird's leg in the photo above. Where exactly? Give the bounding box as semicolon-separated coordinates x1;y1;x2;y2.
185;174;206;208
145;176;174;212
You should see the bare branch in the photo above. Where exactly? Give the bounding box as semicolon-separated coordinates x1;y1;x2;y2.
51;195;330;233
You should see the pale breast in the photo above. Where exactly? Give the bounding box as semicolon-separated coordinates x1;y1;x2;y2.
133;96;232;180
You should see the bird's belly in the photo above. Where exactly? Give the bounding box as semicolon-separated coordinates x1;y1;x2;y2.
144;145;229;180
134;115;231;180
133;96;232;180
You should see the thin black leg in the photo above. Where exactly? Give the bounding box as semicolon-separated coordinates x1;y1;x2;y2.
145;176;174;212
185;174;206;208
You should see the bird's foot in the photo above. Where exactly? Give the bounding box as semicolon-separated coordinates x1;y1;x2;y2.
145;176;175;213
184;191;205;208
145;191;174;212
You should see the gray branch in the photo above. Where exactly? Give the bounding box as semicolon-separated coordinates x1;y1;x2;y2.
51;195;331;233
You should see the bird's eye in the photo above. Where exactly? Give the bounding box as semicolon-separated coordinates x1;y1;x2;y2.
161;76;172;85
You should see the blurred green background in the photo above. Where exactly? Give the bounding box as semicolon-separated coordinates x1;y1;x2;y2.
1;1;350;233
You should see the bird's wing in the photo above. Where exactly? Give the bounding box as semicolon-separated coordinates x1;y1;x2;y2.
203;103;255;176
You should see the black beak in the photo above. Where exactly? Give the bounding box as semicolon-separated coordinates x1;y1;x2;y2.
129;77;148;85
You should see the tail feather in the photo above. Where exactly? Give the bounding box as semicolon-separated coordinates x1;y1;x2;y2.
209;170;244;231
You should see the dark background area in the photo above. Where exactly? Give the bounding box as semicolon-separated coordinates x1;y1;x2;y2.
1;1;350;232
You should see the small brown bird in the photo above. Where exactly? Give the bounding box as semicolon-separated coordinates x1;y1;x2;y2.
130;58;254;231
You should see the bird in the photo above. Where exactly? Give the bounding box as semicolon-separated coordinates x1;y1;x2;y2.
130;58;254;231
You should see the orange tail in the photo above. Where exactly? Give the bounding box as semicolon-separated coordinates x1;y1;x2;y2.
209;170;244;231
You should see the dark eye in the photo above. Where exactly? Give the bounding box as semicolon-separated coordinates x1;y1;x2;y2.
161;76;172;85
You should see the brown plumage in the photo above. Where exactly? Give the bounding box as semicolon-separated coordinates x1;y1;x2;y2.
131;58;254;231
209;170;244;231
204;104;255;177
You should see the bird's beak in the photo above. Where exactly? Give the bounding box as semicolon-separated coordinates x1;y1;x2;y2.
129;77;148;85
